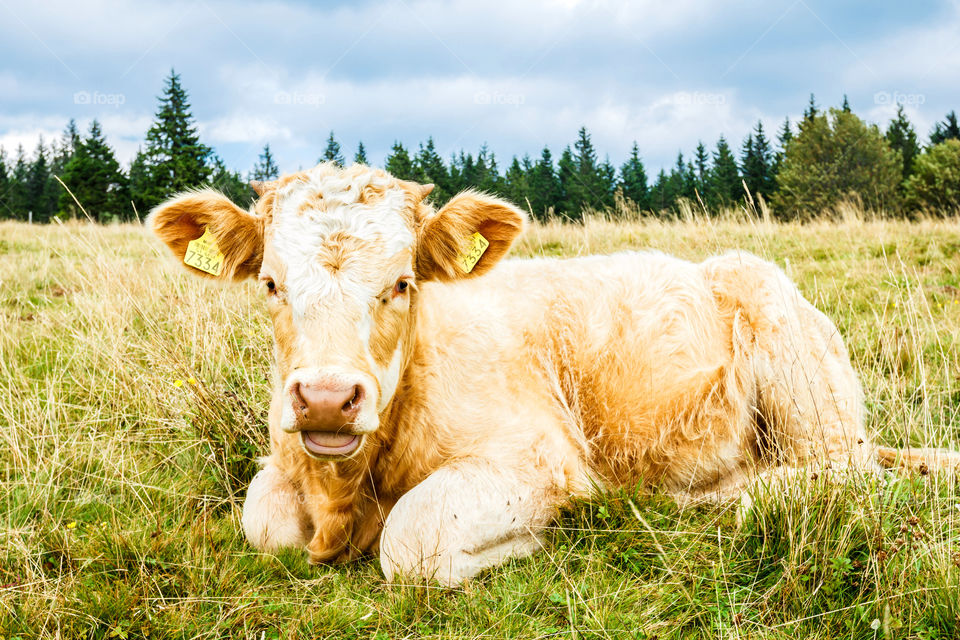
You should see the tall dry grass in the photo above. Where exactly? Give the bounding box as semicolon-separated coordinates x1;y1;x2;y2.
1;209;958;638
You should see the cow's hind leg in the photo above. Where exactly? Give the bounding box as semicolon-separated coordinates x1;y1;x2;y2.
706;253;873;469
242;463;311;552
379;460;560;586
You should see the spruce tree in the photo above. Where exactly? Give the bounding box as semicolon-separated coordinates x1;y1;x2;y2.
693;142;709;195
504;156;528;210
556;146;578;219
0;147;9;219
414;138;450;201
803;93;818;125
250;144;279;181
51;119;81;177
322;131;345;166
58;120;129;221
354;141;369;165
571;127;607;211
135;70;212;210
930;111;960;145
774;117;794;177
619;142;649;209
9;145;29;220
26;138;56;223
650;169;669;212
210;156;255;208
741;121;774;199
475;144;502;194
708;136;741;206
385;142;415;180
885;106;920;183
527;146;560;220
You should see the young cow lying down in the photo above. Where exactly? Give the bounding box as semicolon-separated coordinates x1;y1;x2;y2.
150;163;958;586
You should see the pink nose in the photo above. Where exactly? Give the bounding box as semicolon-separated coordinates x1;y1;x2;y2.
293;382;363;430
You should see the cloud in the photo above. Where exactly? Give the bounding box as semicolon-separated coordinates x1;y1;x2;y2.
1;0;957;175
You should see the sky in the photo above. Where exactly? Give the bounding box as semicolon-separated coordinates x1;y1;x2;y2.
1;0;958;176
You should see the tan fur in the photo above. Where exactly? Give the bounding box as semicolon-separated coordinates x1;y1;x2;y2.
150;163;957;586
149;190;264;281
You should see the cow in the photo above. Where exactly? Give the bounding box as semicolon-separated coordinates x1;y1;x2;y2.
149;162;960;586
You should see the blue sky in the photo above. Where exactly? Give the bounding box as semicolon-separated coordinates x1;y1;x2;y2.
1;0;957;176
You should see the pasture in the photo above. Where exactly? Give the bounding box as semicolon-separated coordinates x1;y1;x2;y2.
1;211;959;639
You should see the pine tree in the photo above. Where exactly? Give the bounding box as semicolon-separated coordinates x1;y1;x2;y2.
322;131;345;166
619;142;649;209
841;94;851;113
134;70;212;210
885;106;920;183
709;136;741;206
57;120;129;221
930;111;960;145
527;146;560;220
385;142;416;180
250;144;279;182
354;141;369;165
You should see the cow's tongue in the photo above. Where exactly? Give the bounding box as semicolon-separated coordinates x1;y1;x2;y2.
302;431;359;456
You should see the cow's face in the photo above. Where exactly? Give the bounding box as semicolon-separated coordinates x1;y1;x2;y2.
150;163;524;461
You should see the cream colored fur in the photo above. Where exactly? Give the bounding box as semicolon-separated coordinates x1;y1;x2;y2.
149;164;947;587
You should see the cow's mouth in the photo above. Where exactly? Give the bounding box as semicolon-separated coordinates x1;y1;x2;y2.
300;430;362;458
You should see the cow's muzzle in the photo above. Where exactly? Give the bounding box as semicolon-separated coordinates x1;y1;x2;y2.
281;373;375;459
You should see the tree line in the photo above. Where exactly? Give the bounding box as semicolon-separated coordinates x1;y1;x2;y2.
1;70;959;224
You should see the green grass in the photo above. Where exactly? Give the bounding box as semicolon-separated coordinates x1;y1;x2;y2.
1;214;959;639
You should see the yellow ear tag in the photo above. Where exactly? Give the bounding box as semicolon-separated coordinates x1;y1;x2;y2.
183;228;225;276
457;232;490;273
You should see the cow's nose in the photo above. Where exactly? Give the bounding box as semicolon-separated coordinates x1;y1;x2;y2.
293;382;363;430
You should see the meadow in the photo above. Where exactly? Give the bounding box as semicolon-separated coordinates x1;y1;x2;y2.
1;208;959;639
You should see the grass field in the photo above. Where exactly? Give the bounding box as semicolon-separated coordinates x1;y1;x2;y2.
1;212;959;639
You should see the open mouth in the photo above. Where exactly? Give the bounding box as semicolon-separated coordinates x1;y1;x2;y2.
300;430;362;458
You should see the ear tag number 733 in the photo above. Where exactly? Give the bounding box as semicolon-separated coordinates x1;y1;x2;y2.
457;232;489;273
183;228;225;276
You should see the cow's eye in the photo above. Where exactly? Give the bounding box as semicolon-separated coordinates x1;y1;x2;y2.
265;280;276;294
394;279;409;295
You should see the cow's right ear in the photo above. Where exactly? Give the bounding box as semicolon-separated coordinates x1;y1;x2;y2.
149;189;264;281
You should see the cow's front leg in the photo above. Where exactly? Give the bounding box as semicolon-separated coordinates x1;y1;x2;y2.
379;460;560;586
242;463;311;551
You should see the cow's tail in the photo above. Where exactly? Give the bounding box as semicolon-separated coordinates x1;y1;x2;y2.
875;446;960;472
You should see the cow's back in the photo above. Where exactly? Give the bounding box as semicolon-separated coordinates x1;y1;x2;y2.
380;251;756;495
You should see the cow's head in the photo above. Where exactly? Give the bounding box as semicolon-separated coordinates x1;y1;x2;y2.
150;163;525;461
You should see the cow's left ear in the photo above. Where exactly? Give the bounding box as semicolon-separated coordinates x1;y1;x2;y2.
149;189;264;281
415;191;526;281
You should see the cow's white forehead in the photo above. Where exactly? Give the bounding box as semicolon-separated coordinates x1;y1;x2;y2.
268;167;415;319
